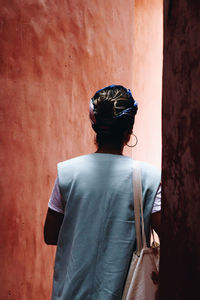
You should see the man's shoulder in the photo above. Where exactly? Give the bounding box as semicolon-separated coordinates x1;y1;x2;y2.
138;160;160;174
57;154;93;169
132;160;161;183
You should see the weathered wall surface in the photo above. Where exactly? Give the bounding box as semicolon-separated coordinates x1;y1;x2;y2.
0;1;135;299
131;0;163;169
160;1;200;299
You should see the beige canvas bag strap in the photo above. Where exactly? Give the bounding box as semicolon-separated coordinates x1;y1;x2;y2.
133;161;147;253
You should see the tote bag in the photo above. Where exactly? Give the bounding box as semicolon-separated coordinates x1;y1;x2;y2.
122;162;160;300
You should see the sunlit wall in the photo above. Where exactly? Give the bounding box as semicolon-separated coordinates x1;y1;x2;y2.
0;1;138;299
131;0;163;169
0;0;163;298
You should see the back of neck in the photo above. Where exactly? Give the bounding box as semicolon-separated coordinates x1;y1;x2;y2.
95;143;124;155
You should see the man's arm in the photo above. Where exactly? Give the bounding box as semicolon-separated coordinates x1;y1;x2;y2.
151;211;161;238
44;208;64;245
151;183;161;238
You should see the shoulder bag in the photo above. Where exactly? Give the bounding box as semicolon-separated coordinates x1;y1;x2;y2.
122;162;160;300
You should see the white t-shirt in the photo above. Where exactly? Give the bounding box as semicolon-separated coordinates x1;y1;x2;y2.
48;176;161;214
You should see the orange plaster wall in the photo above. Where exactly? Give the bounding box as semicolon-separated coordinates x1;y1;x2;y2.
131;0;163;169
0;1;135;299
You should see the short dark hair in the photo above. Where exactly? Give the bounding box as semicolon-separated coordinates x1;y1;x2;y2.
90;84;138;148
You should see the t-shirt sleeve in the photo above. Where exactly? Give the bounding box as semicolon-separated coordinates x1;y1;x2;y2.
48;176;64;214
151;184;161;214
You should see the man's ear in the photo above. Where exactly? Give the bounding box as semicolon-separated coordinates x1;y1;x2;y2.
123;131;132;145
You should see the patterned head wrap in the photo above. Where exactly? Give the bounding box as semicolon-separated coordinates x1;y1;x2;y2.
89;84;138;134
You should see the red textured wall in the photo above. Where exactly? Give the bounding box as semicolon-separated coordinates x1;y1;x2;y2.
0;1;136;299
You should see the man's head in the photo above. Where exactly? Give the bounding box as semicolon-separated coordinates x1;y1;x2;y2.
89;84;138;148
